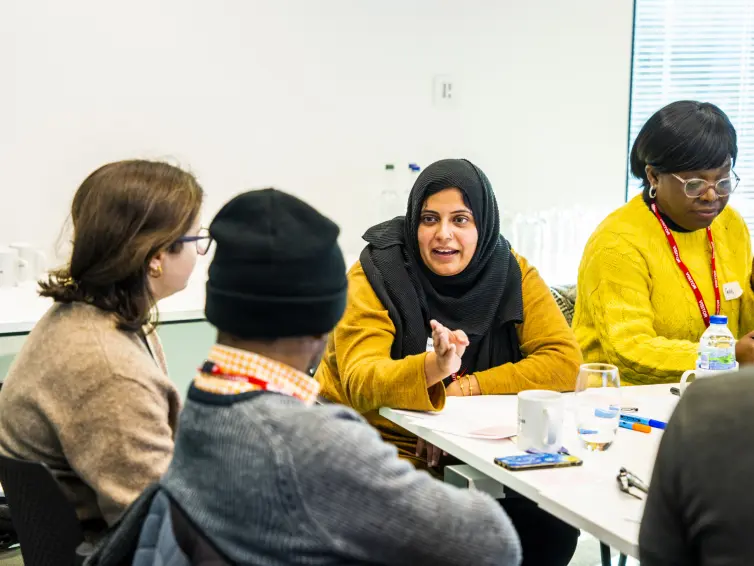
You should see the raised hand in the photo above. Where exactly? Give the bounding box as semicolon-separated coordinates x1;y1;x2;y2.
424;320;470;385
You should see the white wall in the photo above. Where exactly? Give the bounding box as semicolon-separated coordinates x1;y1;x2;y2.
0;0;634;262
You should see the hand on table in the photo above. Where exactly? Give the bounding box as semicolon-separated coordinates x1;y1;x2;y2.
736;330;754;366
416;438;446;468
424;320;469;385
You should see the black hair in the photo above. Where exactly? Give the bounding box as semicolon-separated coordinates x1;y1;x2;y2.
630;100;738;189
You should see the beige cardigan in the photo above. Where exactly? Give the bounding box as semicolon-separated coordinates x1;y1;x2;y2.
0;302;181;533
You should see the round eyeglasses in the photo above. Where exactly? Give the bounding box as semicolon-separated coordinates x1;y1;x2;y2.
175;227;212;255
672;171;740;198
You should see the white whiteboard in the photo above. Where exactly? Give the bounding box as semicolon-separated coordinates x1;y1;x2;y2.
0;0;633;263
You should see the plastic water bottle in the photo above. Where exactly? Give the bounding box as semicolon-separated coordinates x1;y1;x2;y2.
402;163;421;203
697;315;736;370
380;164;400;220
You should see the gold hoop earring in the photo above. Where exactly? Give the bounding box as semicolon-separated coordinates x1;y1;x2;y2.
648;186;657;199
149;265;163;278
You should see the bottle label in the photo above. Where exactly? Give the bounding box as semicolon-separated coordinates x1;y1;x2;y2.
699;348;736;371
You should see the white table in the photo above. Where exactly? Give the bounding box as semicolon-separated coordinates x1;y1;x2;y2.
0;280;207;336
0;254;362;336
0;256;213;336
379;384;679;559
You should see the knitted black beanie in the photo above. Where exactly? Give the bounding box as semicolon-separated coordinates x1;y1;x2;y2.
205;188;347;339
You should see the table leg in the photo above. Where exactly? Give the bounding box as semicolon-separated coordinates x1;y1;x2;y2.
600;542;612;566
599;544;628;566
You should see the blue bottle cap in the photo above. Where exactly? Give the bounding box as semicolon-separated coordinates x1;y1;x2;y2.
409;163;421;172
710;315;728;325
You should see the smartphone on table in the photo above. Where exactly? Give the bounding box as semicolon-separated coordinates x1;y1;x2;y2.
494;453;583;471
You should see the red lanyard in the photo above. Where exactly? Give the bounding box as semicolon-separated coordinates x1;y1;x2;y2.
199;360;269;390
651;201;720;327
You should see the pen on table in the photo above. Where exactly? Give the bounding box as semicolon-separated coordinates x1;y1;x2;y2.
620;413;666;430
619;419;651;434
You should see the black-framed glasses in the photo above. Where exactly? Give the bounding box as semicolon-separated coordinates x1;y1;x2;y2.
671;170;740;198
176;227;212;255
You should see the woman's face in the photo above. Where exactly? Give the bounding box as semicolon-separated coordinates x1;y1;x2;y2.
417;188;478;276
149;215;202;301
649;159;732;231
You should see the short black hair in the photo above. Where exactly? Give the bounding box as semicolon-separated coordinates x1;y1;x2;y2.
630;100;738;189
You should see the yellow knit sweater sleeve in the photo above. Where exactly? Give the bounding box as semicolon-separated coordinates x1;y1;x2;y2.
316;262;446;414
474;253;582;394
736;219;754;335
580;232;698;382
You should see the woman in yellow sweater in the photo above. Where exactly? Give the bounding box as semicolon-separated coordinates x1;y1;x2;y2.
574;100;754;385
316;158;582;566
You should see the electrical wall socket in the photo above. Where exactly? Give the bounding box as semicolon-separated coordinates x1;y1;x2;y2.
433;75;456;107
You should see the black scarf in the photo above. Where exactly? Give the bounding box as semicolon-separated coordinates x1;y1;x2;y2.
359;158;524;375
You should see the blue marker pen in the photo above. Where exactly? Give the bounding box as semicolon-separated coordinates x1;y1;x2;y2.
620;413;666;430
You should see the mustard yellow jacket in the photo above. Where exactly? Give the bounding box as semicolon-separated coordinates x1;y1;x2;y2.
315;252;582;464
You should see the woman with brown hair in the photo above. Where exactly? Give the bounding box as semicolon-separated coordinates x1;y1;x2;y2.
0;160;206;539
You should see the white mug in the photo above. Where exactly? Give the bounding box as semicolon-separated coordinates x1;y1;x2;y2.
0;247;27;288
9;243;47;282
517;390;565;453
680;362;739;393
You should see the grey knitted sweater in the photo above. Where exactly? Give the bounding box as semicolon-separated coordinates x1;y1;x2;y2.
155;385;520;565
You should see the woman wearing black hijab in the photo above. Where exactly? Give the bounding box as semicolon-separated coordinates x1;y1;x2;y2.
315;158;582;565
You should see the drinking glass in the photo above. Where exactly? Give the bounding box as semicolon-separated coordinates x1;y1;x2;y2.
574;363;621;451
